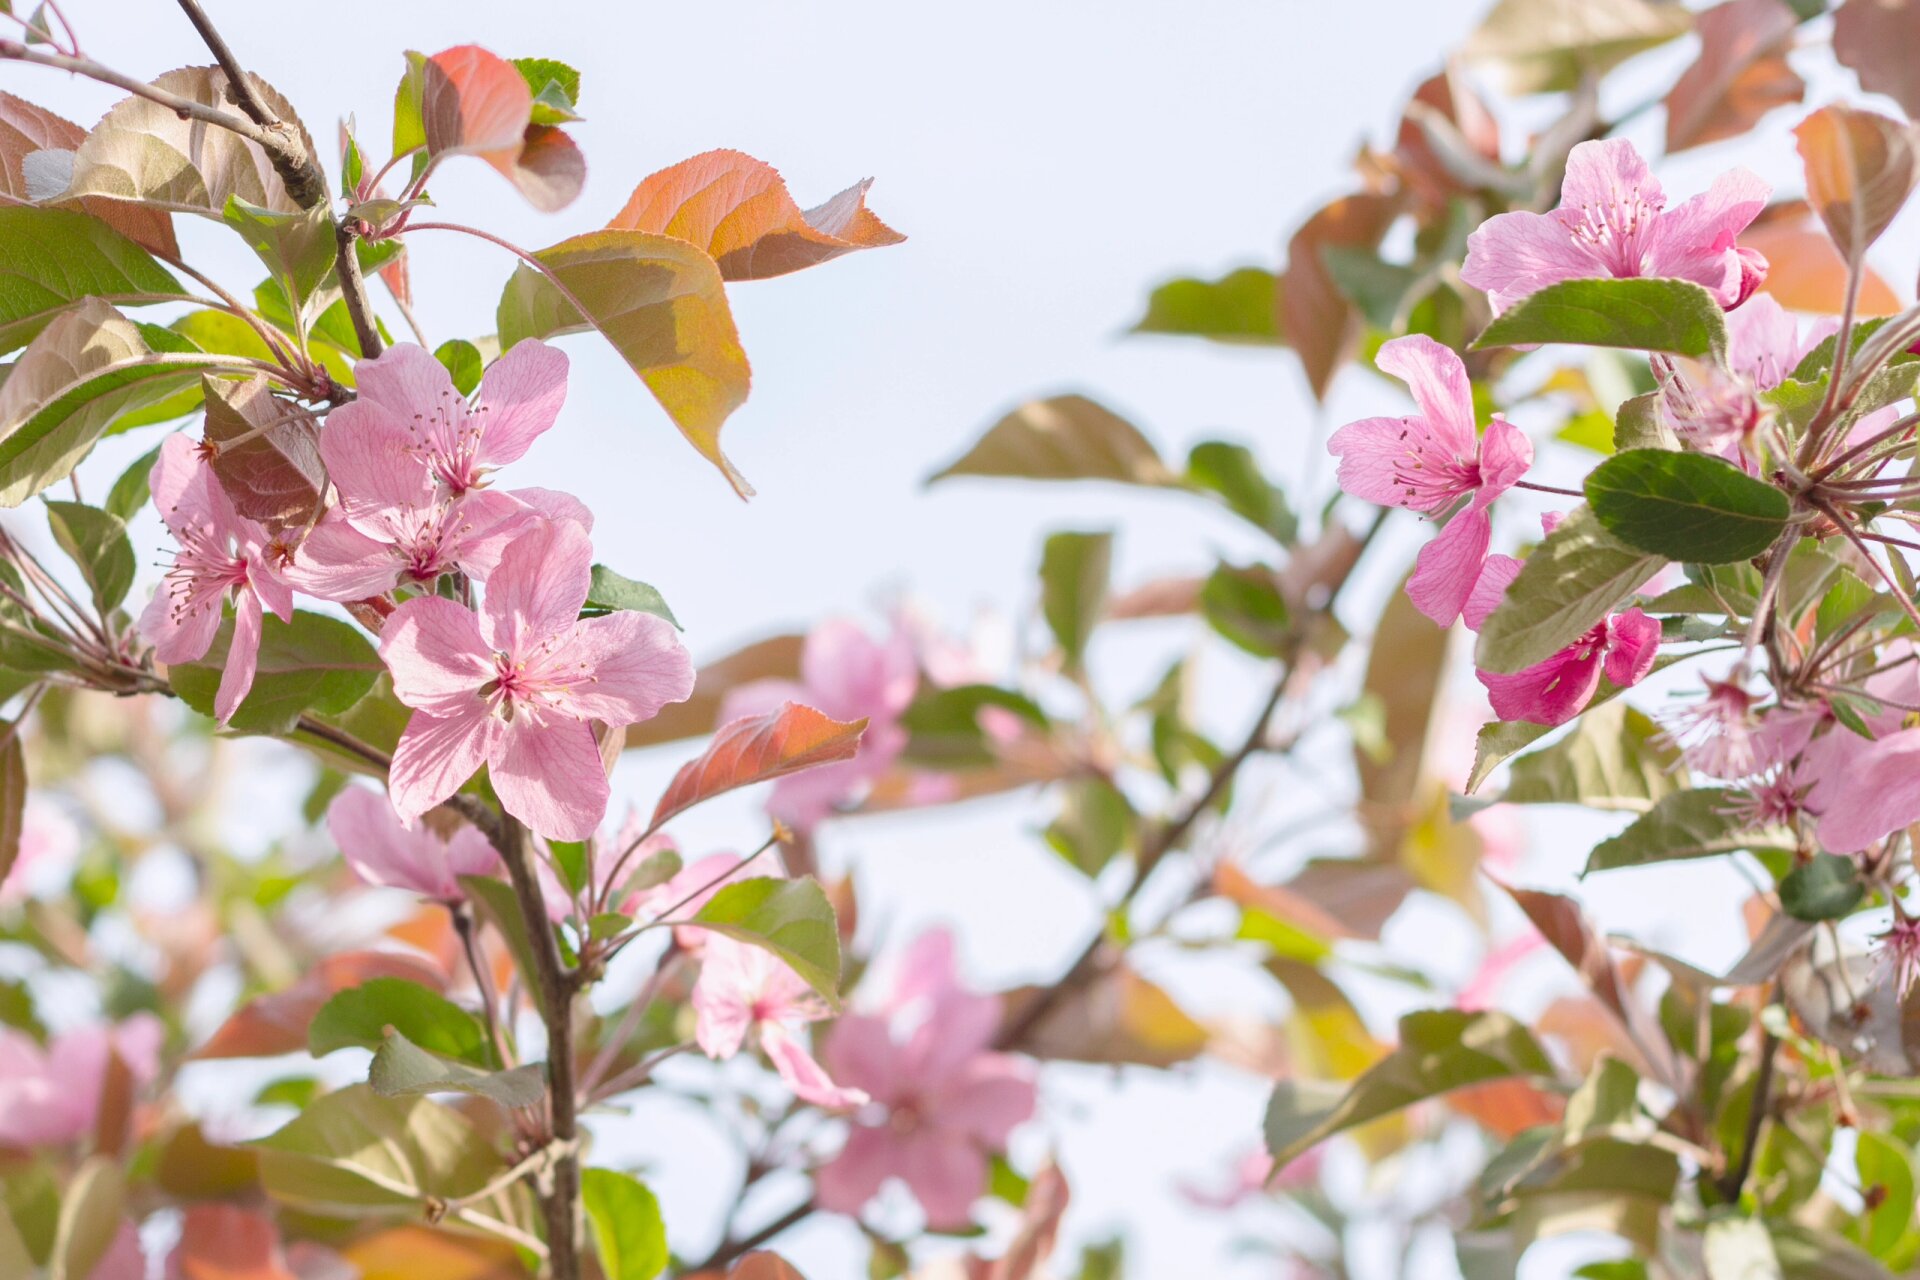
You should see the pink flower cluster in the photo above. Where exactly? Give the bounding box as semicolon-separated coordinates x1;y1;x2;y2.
0;1013;161;1149
815;928;1038;1229
141;343;695;842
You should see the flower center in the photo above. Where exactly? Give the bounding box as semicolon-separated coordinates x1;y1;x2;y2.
1566;180;1663;276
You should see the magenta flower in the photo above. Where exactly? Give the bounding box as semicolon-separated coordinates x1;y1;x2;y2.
1876;917;1920;1000
138;433;295;724
1462;138;1770;312
0;1014;161;1148
721;618;919;829
691;932;868;1109
1327;334;1532;626
381;518;694;841
1465;554;1660;726
816;929;1037;1229
1660;678;1764;780
326;785;500;901
325;339;569;501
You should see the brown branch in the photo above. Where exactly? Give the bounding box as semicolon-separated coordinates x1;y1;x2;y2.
447;796;582;1280
0;39;274;145
690;1200;814;1275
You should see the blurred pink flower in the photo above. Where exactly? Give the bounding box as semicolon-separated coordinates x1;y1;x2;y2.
1327;335;1532;626
816;929;1037;1230
625;849;745;945
137;432;293;724
722;618;918;829
1466;554;1659;726
1661;677;1763;780
326;785;500;901
692;932;866;1109
383;518;694;840
323;340;569;500
1;800;78;905
1462;138;1769;312
0;1014;161;1149
1877;917;1920;999
1178;1146;1323;1210
1457;933;1547;1012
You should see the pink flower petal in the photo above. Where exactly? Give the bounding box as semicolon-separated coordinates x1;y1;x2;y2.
1479;642;1604;727
816;1126;895;1216
1407;507;1492;626
1463;553;1523;633
381;598;492;715
489;717;609;842
474;339;568;469
942;1056;1039;1147
1602;608;1661;687
1473;417;1533;508
482;518;592;655
329;785;455;897
1647;168;1771;305
762;1021;869;1109
896;1128;989;1230
1375;334;1476;456
389;703;500;825
1462;209;1604;312
138;563;223;665
1811;728;1920;853
1557;138;1664;217
317;398;435;529
214;589;264;724
1326;415;1425;510
284;513;402;601
550;611;695;724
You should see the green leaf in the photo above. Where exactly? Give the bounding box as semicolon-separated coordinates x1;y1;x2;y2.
1471;278;1728;359
1586;449;1789;563
1473;506;1666;675
104;443;160;521
1321;245;1420;331
1503;702;1684;813
253;1084;511;1217
1186;441;1296;543
309;978;495;1068
170;609;383;734
582;1168;667;1280
1585;788;1796;873
44;500;133;613
0;299;230;506
1129;266;1281;344
928;395;1175;488
550;839;589;897
1040;530;1112;674
1200;562;1291;657
1045;775;1137;876
1613;390;1677;452
1464;0;1694;93
368;1029;545;1109
514;57;584;125
47;1157;123;1280
690;876;843;1005
583;565;679;628
1853;1132;1915;1259
900;683;1048;768
496;229;753;496
1265;1009;1554;1163
222;198;336;315
0;206;181;356
434;338;484;396
1781;853;1865;921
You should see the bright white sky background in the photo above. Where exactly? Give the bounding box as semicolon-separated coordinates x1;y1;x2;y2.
12;1;1920;1277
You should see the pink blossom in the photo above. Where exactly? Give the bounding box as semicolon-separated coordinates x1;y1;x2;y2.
1661;677;1763;780
382;518;694;841
1327;335;1532;626
1462;138;1770;312
691;931;867;1109
326;785;500;901
1;800;77;905
1457;933;1546;1012
1466;554;1660;726
721;618;919;829
137;433;294;724
1178;1147;1323;1210
0;1014;161;1148
534;810;682;923
816;929;1037;1229
1804;727;1920;853
284;488;539;602
1876;917;1920;999
323;340;569;500
626;849;746;947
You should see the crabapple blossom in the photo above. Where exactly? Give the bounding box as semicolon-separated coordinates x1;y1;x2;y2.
382;518;694;840
326;784;501;900
137;433;294;724
1327;334;1532;625
815;929;1037;1229
0;1014;162;1148
1465;553;1660;726
691;932;867;1108
1462;138;1769;313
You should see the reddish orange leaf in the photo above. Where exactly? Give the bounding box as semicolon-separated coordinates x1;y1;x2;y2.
607;149;904;281
1393;67;1501;213
728;1255;808;1280
0;90;177;257
420;46;531;161
202;375;325;533
175;1205;298;1280
1834;0;1920;122
650;702;866;829
1794;104;1919;267
1446;1075;1565;1139
1746;200;1903;314
192;949;445;1059
1282;193;1398;400
1664;0;1803;153
341;1226;524;1280
502;123;585;213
